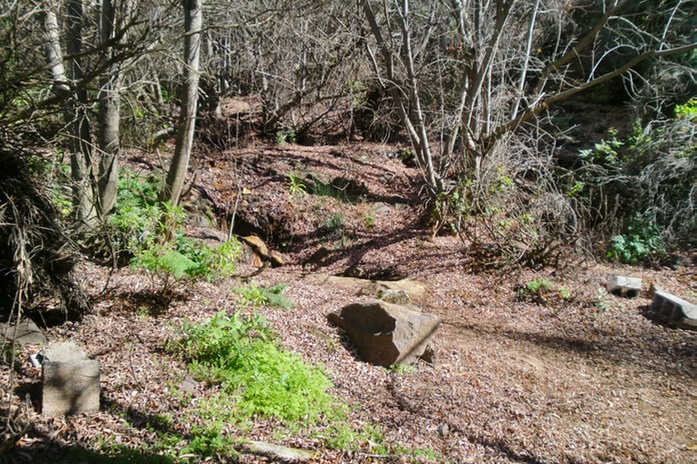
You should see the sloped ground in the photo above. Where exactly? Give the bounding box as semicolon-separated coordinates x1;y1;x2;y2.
2;141;695;463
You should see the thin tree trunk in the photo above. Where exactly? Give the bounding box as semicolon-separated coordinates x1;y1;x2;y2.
97;0;122;217
163;0;203;206
42;3;97;226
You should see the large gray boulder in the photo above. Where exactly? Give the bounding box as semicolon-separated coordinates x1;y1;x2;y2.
327;299;440;367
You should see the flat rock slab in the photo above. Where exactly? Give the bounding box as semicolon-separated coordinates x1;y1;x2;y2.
311;274;427;299
242;441;315;461
651;291;697;331
328;299;440;367
0;319;46;346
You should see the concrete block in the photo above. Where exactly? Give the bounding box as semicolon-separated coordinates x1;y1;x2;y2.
651;291;697;331
42;342;100;416
607;275;642;298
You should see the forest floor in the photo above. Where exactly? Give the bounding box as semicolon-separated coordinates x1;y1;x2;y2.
3;135;696;463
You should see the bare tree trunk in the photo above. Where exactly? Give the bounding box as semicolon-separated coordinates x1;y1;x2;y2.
97;0;122;217
163;0;203;206
42;3;97;226
363;0;445;194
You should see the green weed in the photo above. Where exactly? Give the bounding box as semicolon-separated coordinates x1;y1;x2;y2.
234;283;293;309
111;170;242;286
320;212;346;240
179;311;339;424
517;278;572;305
287;173;307;196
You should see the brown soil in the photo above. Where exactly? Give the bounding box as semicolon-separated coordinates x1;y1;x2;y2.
3;140;695;464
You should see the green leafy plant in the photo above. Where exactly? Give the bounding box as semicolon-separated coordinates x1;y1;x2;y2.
179;311;338;424
674;98;697;121
320;212;346;240
517;278;572;305
287;173;307;196
606;211;666;264
131;245;198;288
275;130;296;145
234;283;293;309
578;128;624;166
389;363;416;374
110;170;242;286
517;278;552;300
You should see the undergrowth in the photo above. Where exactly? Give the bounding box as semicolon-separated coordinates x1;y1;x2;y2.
179;310;336;424
109;170;242;287
234;283;294;309
119;309;443;462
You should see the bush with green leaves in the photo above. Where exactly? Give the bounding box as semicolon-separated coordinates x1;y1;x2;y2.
566;107;695;254
606;211;666;264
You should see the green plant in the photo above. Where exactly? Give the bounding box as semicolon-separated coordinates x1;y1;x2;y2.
110;170;242;286
578;128;624;166
517;278;573;305
389;363;416;374
595;288;610;312
606;211;666;264
131;245;198;288
362;210;376;230
518;278;552;300
320;212;346;240
179;311;339;424
180;426;237;459
674;98;697;121
234;283;293;309
275;130;296;145
287;173;307;196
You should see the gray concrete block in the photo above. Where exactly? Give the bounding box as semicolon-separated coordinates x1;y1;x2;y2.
607;275;642;298
42;342;100;417
651;291;697;331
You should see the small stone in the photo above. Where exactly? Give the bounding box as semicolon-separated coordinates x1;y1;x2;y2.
179;375;198;395
437;423;450;437
379;289;411;305
268;250;285;267
370;202;392;216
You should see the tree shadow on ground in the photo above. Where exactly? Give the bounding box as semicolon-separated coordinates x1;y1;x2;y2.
2;391;235;464
104;287;192;318
446;318;696;380
465;435;589;464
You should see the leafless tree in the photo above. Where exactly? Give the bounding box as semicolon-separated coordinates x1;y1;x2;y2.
361;0;696;197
